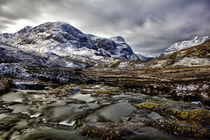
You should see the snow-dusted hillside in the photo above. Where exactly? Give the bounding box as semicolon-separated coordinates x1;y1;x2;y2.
145;39;210;68
161;36;209;57
88;34;139;60
0;42;47;66
0;41;96;68
0;22;139;62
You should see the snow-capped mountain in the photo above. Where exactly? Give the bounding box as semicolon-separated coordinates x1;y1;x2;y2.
160;36;209;57
145;39;210;68
0;22;139;63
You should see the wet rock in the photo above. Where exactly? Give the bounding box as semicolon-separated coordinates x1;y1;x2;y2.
0;114;19;130
67;88;80;95
149;120;209;138
66;99;87;104
80;122;140;140
0;114;29;140
134;101;210;123
0;79;11;94
0;101;13;114
70;93;97;103
126;127;181;140
1;91;27;103
134;100;210;138
9;104;29;114
43;105;88;125
80;127;122;140
21;129;87;140
86;102;136;122
80;121;183;140
0;81;209;139
147;112;162;120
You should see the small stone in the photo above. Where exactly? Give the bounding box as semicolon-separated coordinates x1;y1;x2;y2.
148;112;163;120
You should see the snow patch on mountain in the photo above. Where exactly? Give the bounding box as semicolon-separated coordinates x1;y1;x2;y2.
161;36;209;57
173;57;210;67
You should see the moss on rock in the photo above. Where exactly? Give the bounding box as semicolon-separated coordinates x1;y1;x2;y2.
80;128;121;140
134;100;210;138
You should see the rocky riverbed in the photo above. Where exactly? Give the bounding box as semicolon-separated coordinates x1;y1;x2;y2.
0;78;209;140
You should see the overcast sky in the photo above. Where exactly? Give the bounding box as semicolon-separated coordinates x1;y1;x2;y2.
0;0;210;56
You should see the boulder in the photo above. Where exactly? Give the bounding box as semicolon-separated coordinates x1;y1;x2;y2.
0;79;11;94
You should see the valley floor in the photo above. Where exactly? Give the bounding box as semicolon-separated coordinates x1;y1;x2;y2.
0;65;209;140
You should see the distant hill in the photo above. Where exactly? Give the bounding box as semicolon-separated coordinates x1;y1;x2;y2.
160;36;209;57
145;39;210;68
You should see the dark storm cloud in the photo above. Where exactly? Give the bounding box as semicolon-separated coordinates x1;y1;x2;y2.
0;0;210;56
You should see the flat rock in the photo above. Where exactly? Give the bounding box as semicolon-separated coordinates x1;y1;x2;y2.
86;102;136;122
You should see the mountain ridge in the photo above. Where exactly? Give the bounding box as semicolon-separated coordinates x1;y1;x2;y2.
0;22;139;64
145;39;210;68
160;36;209;57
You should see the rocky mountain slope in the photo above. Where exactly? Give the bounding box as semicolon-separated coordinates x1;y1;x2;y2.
160;36;209;57
137;54;154;61
145;39;210;68
0;42;48;66
0;22;139;68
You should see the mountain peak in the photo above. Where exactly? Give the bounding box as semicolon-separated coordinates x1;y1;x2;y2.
35;21;75;29
34;21;73;28
110;36;125;42
32;21;84;36
17;26;33;34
